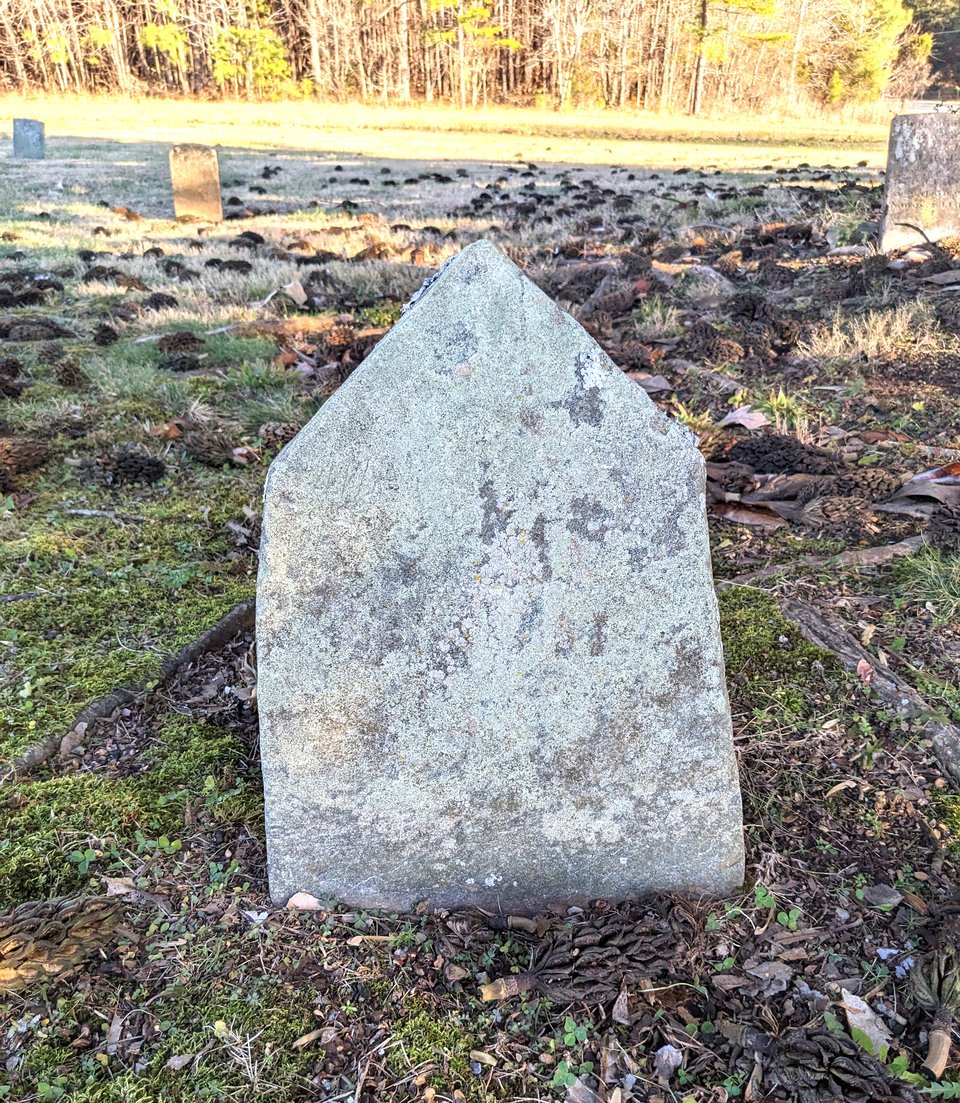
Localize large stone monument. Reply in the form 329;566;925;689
880;112;960;253
169;144;222;221
257;241;744;913
12;119;44;160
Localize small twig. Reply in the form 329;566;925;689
717;535;925;590
0;591;38;604
781;598;960;784
2;598;255;780
62;509;147;523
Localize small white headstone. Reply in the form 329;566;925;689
257;241;744;912
12;119;44;160
169;144;222;222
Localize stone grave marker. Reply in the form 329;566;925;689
169;143;222;221
257;240;744;913
880;112;960;253
13;119;44;160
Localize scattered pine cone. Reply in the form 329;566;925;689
0;895;123;993
93;323;119;347
39;341;66;363
183;429;238;467
796;469;904;505
927;504;960;552
100;448;166;486
0;436;50;475
157;331;204;355
0;356;23;398
771;1028;920;1103
54;359;89;388
480;912;678;1004
142;292;178;312
322;323;357;350
258;421;301;450
726;432;840;476
912;936;960;1078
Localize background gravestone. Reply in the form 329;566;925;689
257;240;744;913
169;143;222;221
12;119;44;160
880;112;960;253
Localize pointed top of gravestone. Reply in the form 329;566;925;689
258;238;743;913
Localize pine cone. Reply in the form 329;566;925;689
0;436;50;474
726;432;840;476
801;494;873;534
100;448;166;486
0;357;23;398
480;912;678;1004
322;324;357;350
183;429;238;467
714;250;744;277
142;292;178;311
771;1028;920;1103
705;336;744;365
54;359;89;388
928;505;960;552
796;470;904;505
588;283;636;317
39;341;66;363
258;422;301;451
157;331;204;355
0;895;122;993
93;323;119;347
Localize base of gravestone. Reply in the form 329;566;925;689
879;112;960;253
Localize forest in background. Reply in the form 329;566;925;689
0;0;958;114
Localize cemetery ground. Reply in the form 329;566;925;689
0;105;959;1103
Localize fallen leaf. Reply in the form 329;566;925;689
745;960;794;995
292;1028;326;1050
718;405;771;430
634;372;673;394
444;963;470;984
839;988;892;1059
825;780;859;799
611;988;632;1025
856;658;874;686
470;1050;497;1067
282;280;309;307
922;269;960;285
165;1053;194;1071
565;1079;605;1103
654;1043;684;1080
860;624;876;646
101;875;137;896
709;503;788;530
286;891;325;911
862;883;903;909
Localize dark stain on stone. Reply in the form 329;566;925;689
589;612;608;656
479;479;512;543
566;495;613;542
529;513;553;580
443;321;479;365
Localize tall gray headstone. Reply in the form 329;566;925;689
880;112;960;253
12;119;44;160
169;144;222;222
257;240;744;913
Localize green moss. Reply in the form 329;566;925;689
389;1004;484;1097
719;587;839;722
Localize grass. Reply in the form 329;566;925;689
0;95;890;172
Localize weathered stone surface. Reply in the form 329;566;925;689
880;112;960;253
12;119;44;160
169;144;222;222
257;240;744;913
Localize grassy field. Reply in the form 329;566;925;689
0;102;958;1102
1;94;890;172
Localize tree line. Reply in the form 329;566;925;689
0;0;945;112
